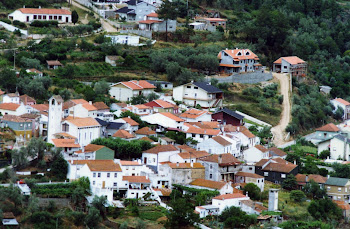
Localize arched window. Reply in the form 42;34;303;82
51;99;55;105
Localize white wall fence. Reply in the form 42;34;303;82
0;21;28;36
120;29;152;39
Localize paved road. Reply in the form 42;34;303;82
271;73;291;146
70;0;118;32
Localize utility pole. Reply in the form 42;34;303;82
13;49;16;70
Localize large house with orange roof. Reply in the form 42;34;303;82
0;103;27;116
9;7;72;23
179;108;212;122
184;122;221;143
144;99;177;113
218;48;261;74
331;98;350;120
52;138;81;155
125;104;152;116
109;80;156;102
196;135;240;156
63;99;98;119
273;56;307;77
114;117;139;132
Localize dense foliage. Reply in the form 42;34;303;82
219;206;257;228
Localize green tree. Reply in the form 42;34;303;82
243;183;261;201
219;206;257;228
303;180;327;199
166;196;199;228
94;80;110;95
11;147;29;169
157;0;178;42
147;92;160;102
130;94;147;105
72;10;79;25
92;195;107;219
50;155;68;180
72;187;86;210
85;207;101;228
289;190;306;202
334;107;344;120
26;137;47;161
27;194;40;216
282;174;298;190
308;198;342;221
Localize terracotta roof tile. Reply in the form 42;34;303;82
333;200;350;210
235;171;263;179
75;144;107;153
295;174;327;184
316;123;340;132
334;98;350;106
46;60;63;66
139;136;154;142
255;145;268;152
190;178;226;189
66;117;100;127
153;188;172;196
240;200;267;213
82;103;97;111
2;114;30;123
121;117;139;126
199;153;241;166
20;94;36;105
52;139;80;148
86;160;122;172
256;158;297;173
135;127;156;135
130;80;156;89
153;99;175;108
122;176;150;183
178;150;210;159
0;103;20;111
161;112;184;122
93;102;109;110
268;147;287;157
212;136;231;146
146;12;158;17
274;56;305;65
19;8;71;15
144;144;178;154
120;160;141;166
218;49;259;61
180;109;207;119
213;193;247;200
113;129;135;139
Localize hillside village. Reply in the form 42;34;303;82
0;0;350;228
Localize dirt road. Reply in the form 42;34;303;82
271;73;291;146
70;0;118;32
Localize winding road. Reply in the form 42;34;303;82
271;73;291;146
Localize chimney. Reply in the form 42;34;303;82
218;155;222;163
225;48;228;50
71;159;73;164
237;127;240;132
327;175;330;179
23;5;25;8
176;162;179;167
190;161;193;168
82;146;85;153
89;101;92;105
294;160;296;165
146;175;148;179
246;191;249;197
39;6;41;9
305;175;308;182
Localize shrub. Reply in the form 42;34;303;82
31;20;58;27
290;190;306;202
0;18;11;24
13;20;26;29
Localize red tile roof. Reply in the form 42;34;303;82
52;139;80;148
144;144;178;154
146;12;158;17
123;176;150;183
113;129;135;139
333;200;350;210
135;127;156;135
120;160;141;166
161;112;184;122
46;60;63;66
93;102;109;110
204;18;227;22
75;144;107;153
274;56;305;65
295;174;327;184
334;98;350;106
316;123;340;132
19;8;71;15
66;117;100;127
82;103;97;111
256;158;297;173
139;20;162;24
213;193;247;200
86;160;122;172
167;162;204;169
190;178;227;190
218;49;259;61
269;147;287;157
255;145;268;152
2;114;30;123
30;104;49;111
178;150;210;159
153;99;175;108
121;117;139;126
212;136;231;146
0;103;20;111
199;153;241;166
235;171;263;179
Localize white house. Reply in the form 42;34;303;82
63;99;98;119
52;138;81;157
61;117;101;147
273;56;307;77
218;48;261;74
179;108;212;122
162;162;205;186
116;0;156;22
173;82;223;108
106;35;140;46
119;160;143;176
9;8;72;23
224;125;259;148
109;80;156;102
195;205;220;218
331;98;350;120
243;145;269;163
114;117;139;132
0;103;27;116
125;104;152;116
2;93;20;104
138;12;176;32
122;176;151;199
188;178;233;195
141;112;185;132
26;68;43;78
79;160;123;202
212;193;250;214
196;135;240;156
142;144;180;172
235;171;265;191
169;150;210;164
329;134;350;161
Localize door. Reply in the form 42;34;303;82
102;181;105;189
26;16;29;22
144;157;147;164
66;17;68;23
245;65;247;72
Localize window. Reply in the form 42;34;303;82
338;188;342;192
264;172;268;177
249;167;253;170
34;15;37;19
281;174;286;178
114;182;117;186
98;173;101;177
194;87;198;89
38;15;42;19
258;180;260;183
284;66;287;69
43;16;46;19
187;86;191;89
192;134;196;138
107;173;110;178
93;181;95;185
209;174;213;179
20;124;23;127
210;164;213;169
49;16;52;19
59;16;62;20
54;16;57;20
153;158;156;162
327;186;330;190
114;173;117;178
93;173;96;177
200;134;204;138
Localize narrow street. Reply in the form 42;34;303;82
271;73;291;146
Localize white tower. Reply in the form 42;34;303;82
268;188;279;211
47;95;63;144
